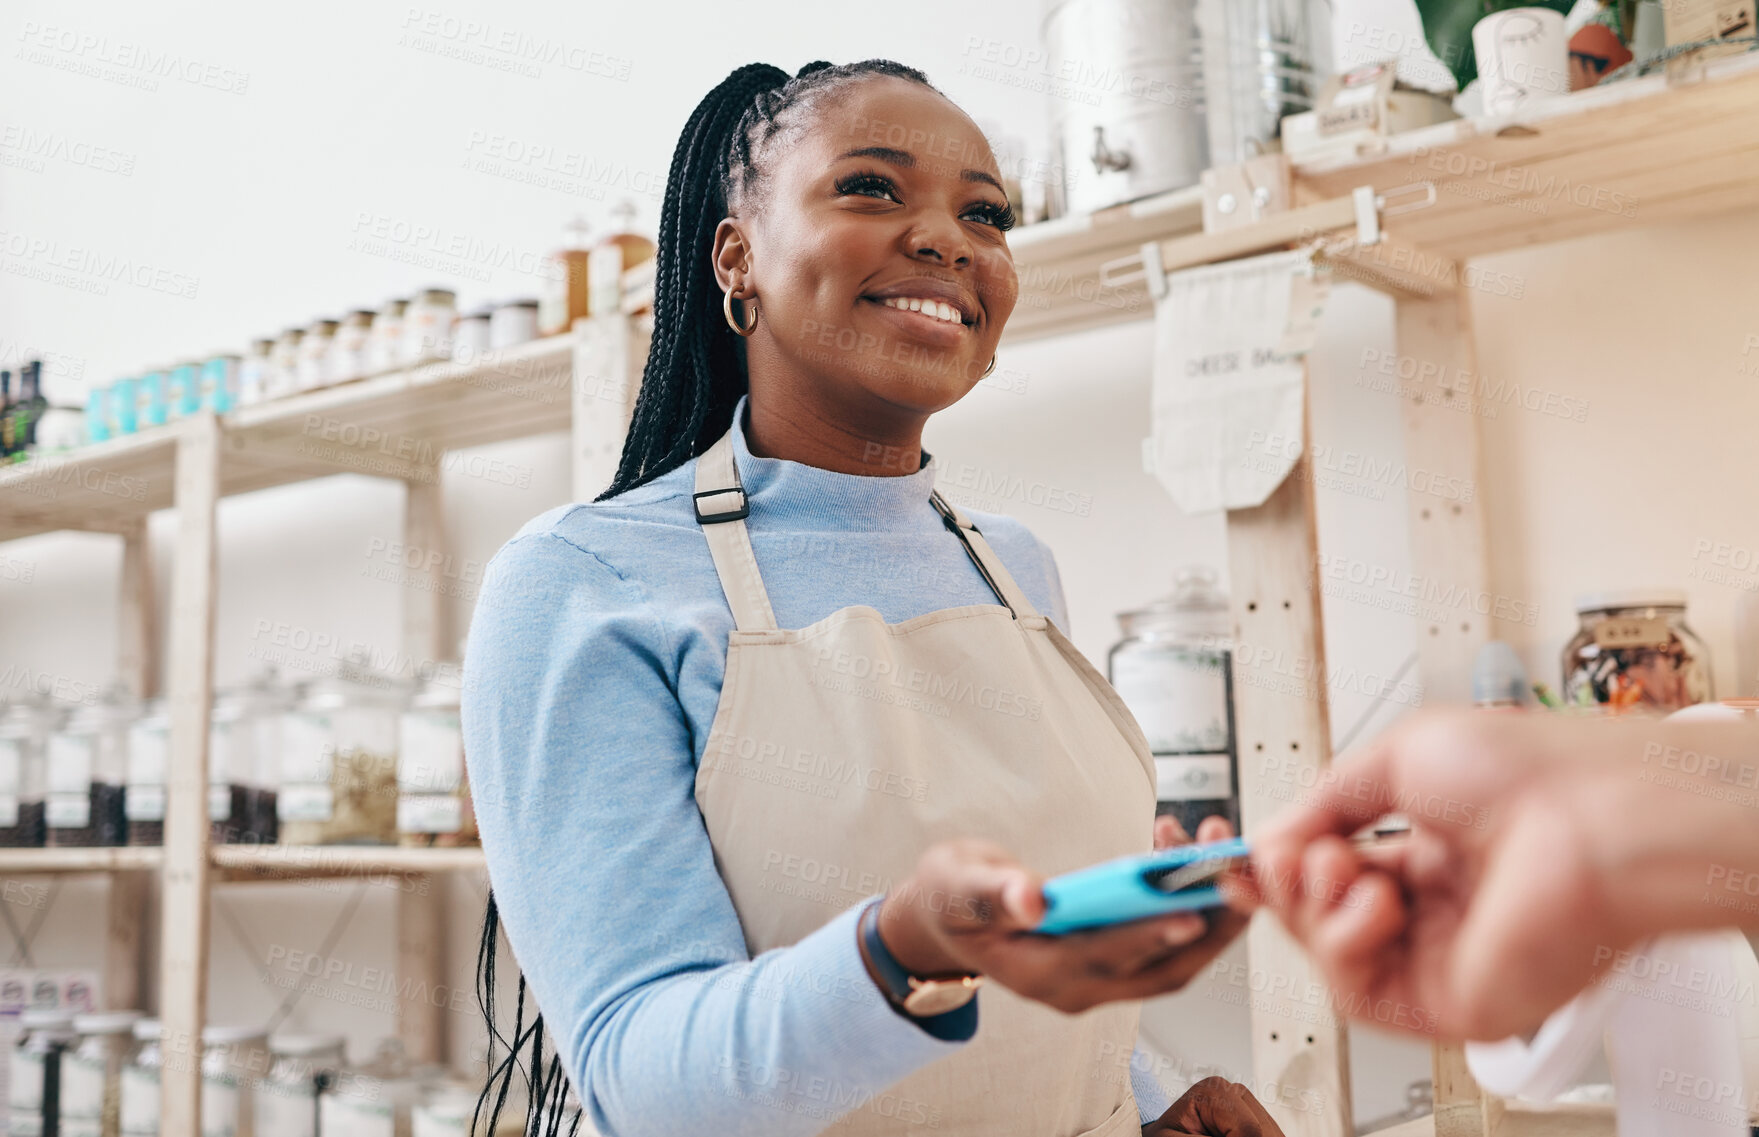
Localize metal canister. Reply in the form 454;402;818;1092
1197;0;1318;166
1042;0;1208;214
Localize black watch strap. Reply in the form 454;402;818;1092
858;899;980;1041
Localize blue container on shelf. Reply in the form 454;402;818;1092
138;371;168;427
169;362;201;418
201;355;239;413
85;386;111;444
110;379;139;434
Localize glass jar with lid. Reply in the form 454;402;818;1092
11;1008;78;1137
278;652;408;845
254;1033;345;1137
200;1024;268;1137
0;695;60;847
1106;566;1239;836
47;688;135;848
125;700;171;846
296;320;339;391
209;674;289;846
268;330;303;400
118;1019;162;1137
449;309;493;364
247;673;295;845
397;663;475;847
367;300;409;375
488;299;539;350
237;339;275;407
1562;589;1711;714
401;289;458;366
328;310;377;385
63;1010;144;1137
319;1038;419;1137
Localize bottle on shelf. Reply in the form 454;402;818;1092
18;360;48;455
400;289;458;366
589;200;655;320
0;695;59;847
1;369;14;457
45;687;134;848
367;299;408;375
538;215;593;337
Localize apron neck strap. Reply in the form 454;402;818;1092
691;425;1044;627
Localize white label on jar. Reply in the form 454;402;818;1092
398;712;463;792
127;783;167;821
280;714;334;785
322;1093;397;1137
121;1064;161;1136
201;1073;240;1137
278;783;335;822
1593;615;1671;650
209;783;233;821
46;790;92;828
128;725;169;785
1153;755;1235;802
399;794;462;834
412;1102;472;1137
1110;649;1232;754
47;734;97;793
256;1083;318;1137
0;793;19;827
0;738;21;795
60;1051;107;1119
10;1048;45;1109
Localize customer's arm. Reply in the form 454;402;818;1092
462;531;967;1137
1246;707;1759;1041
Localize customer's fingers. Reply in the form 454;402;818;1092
1305;869;1405;1004
1195;815;1234;843
1155;814;1190;849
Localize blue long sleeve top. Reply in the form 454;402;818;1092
461;394;1173;1137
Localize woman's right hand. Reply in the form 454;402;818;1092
875;818;1248;1014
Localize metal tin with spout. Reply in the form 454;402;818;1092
1042;0;1209;214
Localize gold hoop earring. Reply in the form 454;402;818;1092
981;356;997;378
724;287;759;337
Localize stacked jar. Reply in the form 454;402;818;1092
397;663;475;847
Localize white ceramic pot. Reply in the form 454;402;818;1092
1473;7;1571;116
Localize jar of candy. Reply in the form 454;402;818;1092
63;1010;144;1137
46;688;134;848
1107;566;1238;835
0;695;59;847
118;1019;162;1137
254;1033;345;1137
1562;590;1711;714
125;700;171;846
11;1008;77;1137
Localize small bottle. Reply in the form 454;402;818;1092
1472;641;1529;708
449;308;493;364
208;687;258;845
589;201;655;319
297;320;339;390
489;298;539;349
401;289;458;365
167;362;202;420
0;369;14;457
328;310;376;384
200;1025;267;1137
397;662;475;847
86;385;112;445
109;379;139;435
539;216;593;336
367;300;408;374
138;369;170;428
18;360;48;451
46;689;133;848
268;330;304;400
237;340;275;406
200;356;241;414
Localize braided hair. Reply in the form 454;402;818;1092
475;59;942;1137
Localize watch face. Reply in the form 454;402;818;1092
902;976;981;1017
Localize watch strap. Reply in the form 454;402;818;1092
858;899;980;1041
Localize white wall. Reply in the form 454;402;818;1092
6;0;1757;1128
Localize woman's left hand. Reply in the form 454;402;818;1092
1143;1076;1287;1136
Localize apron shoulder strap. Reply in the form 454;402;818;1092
693;427;779;632
928;491;1041;621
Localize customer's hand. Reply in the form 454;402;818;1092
876;816;1248;1014
1244;707;1759;1040
1143;1076;1286;1136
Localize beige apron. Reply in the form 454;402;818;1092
691;423;1158;1136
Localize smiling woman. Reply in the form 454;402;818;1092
463;59;1261;1137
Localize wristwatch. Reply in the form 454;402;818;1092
858;898;985;1017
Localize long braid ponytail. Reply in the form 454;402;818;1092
476;58;941;1137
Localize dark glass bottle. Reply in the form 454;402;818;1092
0;369;13;457
20;361;46;451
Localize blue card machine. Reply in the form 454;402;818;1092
1036;836;1250;935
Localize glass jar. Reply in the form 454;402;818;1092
589;200;655;318
254;1033;344;1137
1562;590;1711;714
278;653;407;845
237;340;275;407
200;1025;267;1137
168;363;202;420
247;674;294;845
109;379;139;435
296;320;339;391
47;689;134;848
0;695;59;847
1107;566;1239;836
488;299;539;350
124;700;170;846
208;687;259;845
449;310;492;364
401;290;457;366
64;1010;143;1137
367;300;408;375
10;1008;77;1137
410;1081;476;1137
319;1039;418;1137
268;331;303;400
137;370;169;429
201;356;241;414
328;311;377;385
118;1019;161;1137
397;664;475;847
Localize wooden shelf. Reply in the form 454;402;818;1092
210;844;485;881
0;334;575;544
0;846;164;873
